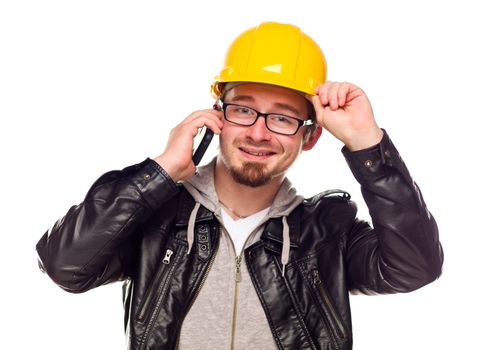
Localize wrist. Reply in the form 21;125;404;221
344;128;384;152
152;155;182;182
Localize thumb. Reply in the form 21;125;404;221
307;94;324;123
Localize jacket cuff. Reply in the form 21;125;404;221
129;158;180;210
341;129;413;187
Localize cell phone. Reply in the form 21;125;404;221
192;127;214;165
192;102;221;165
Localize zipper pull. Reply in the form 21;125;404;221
162;249;174;264
312;269;321;285
235;256;242;282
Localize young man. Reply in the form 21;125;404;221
36;22;443;349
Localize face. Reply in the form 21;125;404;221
217;83;319;187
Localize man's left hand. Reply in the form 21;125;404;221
308;81;384;151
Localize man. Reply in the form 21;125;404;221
36;22;443;349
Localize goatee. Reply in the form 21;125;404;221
229;162;272;187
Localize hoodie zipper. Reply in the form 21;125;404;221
230;255;242;350
312;269;348;341
229;223;259;350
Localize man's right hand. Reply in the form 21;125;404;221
153;109;223;182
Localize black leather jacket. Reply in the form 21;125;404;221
36;132;443;349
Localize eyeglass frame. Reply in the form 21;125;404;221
217;99;314;136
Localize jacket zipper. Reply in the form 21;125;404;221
173;230;219;350
312;269;348;340
138;246;183;349
137;248;174;321
272;257;317;349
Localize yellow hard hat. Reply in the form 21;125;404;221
211;22;327;99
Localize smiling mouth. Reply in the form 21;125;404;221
239;147;275;157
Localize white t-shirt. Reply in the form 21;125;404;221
221;207;270;255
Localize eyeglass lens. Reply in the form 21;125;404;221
224;104;300;135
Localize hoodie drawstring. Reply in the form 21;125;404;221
188;201;291;278
281;216;290;278
187;202;201;255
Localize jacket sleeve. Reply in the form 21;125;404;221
342;130;443;294
36;158;179;293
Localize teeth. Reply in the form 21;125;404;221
247;151;269;156
240;147;272;156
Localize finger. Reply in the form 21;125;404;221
182;109;223;124
201;115;224;134
345;84;365;104
184;110;223;128
337;82;351;108
327;82;340;111
187;114;223;135
317;82;333;106
307;95;324;124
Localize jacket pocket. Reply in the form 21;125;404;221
136;246;182;323
311;269;348;342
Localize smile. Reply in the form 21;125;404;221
239;147;275;157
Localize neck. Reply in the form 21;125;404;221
214;158;283;219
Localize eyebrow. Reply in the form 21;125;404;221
230;95;301;116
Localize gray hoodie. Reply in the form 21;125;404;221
177;158;305;350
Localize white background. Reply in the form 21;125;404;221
1;0;492;349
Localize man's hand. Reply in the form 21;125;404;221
153;109;223;182
308;81;384;151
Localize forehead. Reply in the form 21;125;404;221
223;83;308;115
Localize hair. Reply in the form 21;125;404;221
302;100;318;144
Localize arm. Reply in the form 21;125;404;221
343;131;443;294
309;81;443;294
37;108;223;293
36;159;179;293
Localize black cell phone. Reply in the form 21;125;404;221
192;102;221;166
192;127;214;165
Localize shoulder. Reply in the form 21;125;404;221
303;189;356;213
299;189;358;227
303;189;352;206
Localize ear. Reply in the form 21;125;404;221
302;126;322;151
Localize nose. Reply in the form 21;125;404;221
245;115;272;142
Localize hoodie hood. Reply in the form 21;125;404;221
182;157;304;275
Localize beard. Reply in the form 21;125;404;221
228;161;272;187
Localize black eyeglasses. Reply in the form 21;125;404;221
218;101;314;136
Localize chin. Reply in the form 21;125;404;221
229;162;273;187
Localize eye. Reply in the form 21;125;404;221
274;116;288;123
271;115;296;125
233;106;255;115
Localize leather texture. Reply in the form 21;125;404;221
36;131;443;350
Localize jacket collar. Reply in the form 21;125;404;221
174;185;302;250
175;188;214;226
261;204;301;251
